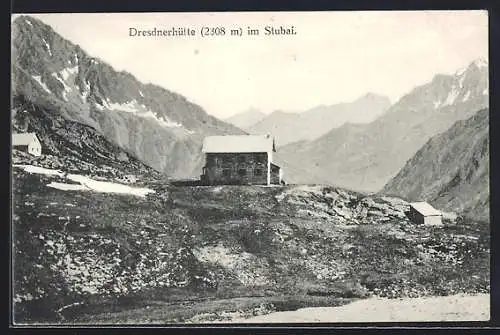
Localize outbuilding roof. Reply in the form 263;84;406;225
12;132;39;146
202;135;276;153
410;202;442;216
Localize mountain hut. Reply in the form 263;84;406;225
408;202;443;225
200;134;283;186
12;132;42;157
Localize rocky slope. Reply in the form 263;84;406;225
247;93;391;147
13;169;489;323
382;109;489;222
277;59;489;191
11;15;246;179
11;94;162;182
225;108;266;130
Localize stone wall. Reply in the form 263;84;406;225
202;152;269;185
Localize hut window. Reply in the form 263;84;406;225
222;169;231;177
254;169;262;176
238;155;246;163
256;154;266;163
222;157;231;167
238;169;246;176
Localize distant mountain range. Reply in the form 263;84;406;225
11;15;245;179
382;108;489;222
276;59;488;192
242;93;391;146
225;108;266;130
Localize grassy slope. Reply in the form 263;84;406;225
13;170;490;324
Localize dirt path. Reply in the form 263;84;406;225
211;294;490;323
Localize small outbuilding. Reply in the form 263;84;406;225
408;202;443;226
12;132;42;157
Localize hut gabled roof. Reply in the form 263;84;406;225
202;135;276;153
12;132;39;146
410;202;442;216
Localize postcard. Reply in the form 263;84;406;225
11;10;489;325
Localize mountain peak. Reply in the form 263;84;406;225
470;58;488;69
357;92;391;104
454;58;487;76
225;108;265;129
362;92;384;99
13;15;47;30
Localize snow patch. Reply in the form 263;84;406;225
473;58;488;69
455;66;467;76
52;73;72;101
141;110;183;128
106;99;184;128
31;76;51;94
433;100;441;109
60;66;79;81
42;38;52;56
26;20;33;27
483;88;488;95
462;90;471;102
139;90;144;97
443;85;459;106
48;182;88;191
66;174;155;197
108;100;139;114
52;66;79;101
13;165;64;177
62;86;71;101
81;81;91;101
458;73;466;89
14;164;154;197
94;98;112;110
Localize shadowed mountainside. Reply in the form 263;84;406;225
277;59;488;192
382;108;489;222
12;15;246;179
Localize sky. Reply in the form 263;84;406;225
13;11;488;119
